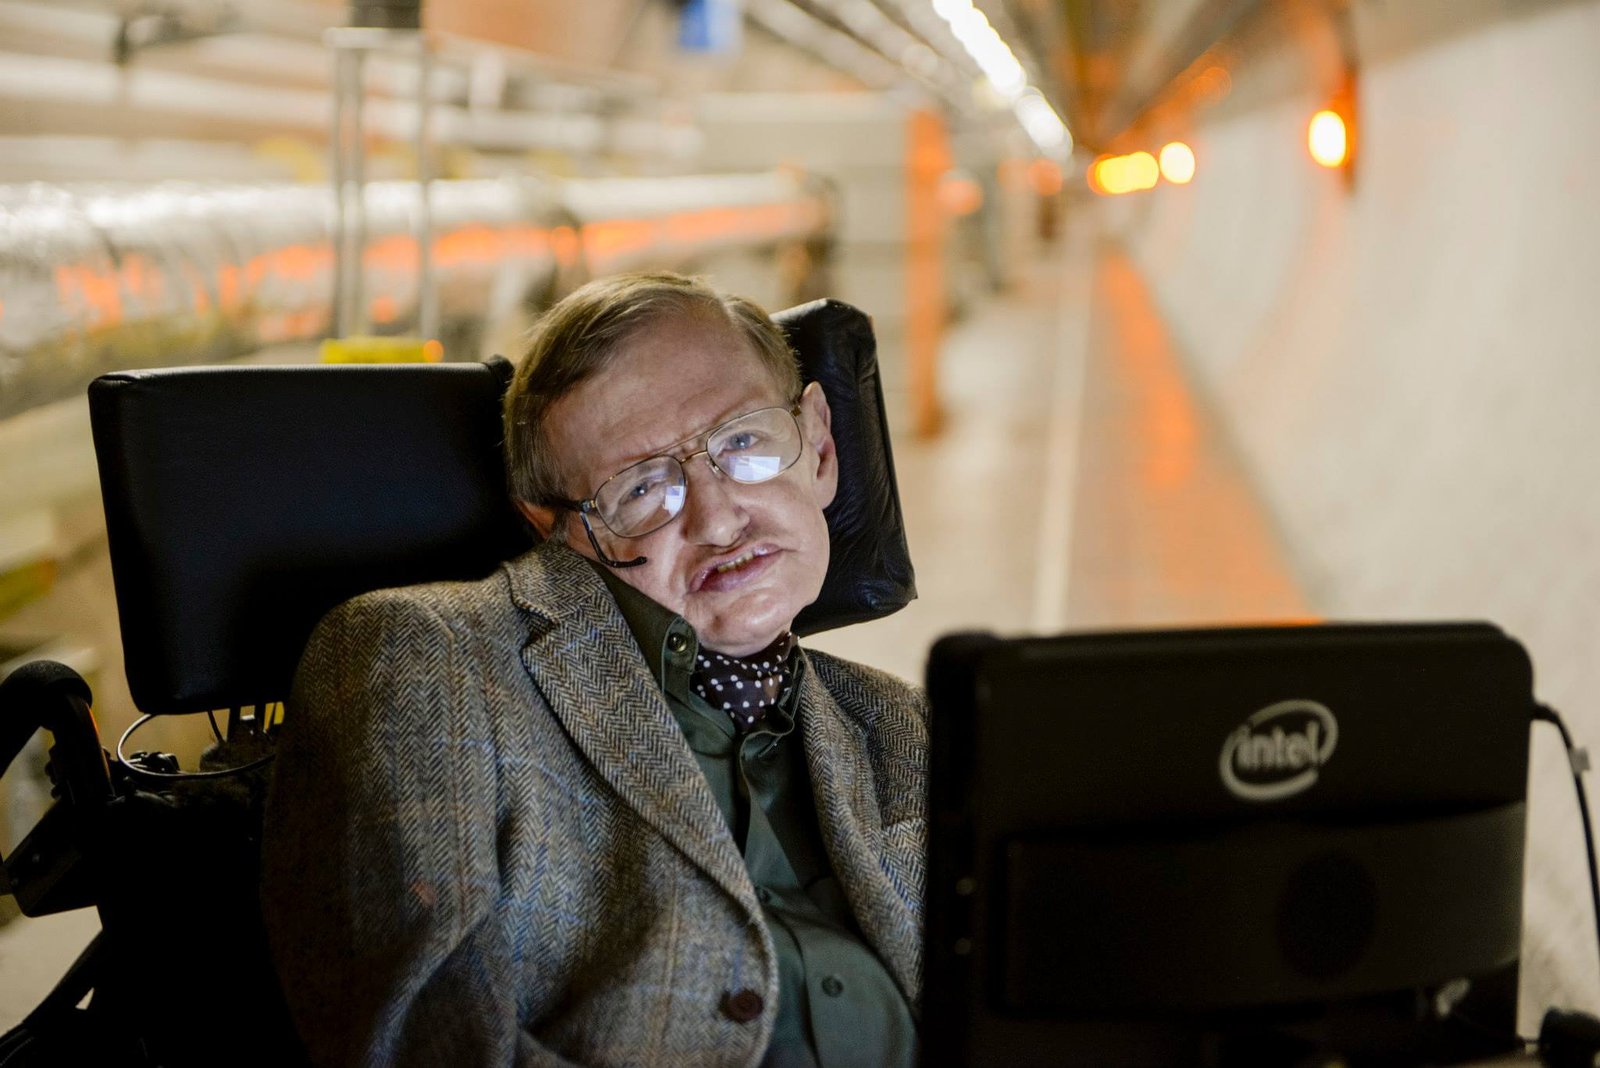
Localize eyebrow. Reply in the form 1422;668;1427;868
589;397;778;487
602;419;714;477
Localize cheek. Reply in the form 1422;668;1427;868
605;535;693;615
636;559;691;615
754;495;831;611
788;493;832;570
633;546;697;613
793;518;831;602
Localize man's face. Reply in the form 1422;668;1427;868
523;311;838;656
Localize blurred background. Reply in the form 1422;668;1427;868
0;0;1596;1037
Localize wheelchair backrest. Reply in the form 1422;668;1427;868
88;298;915;716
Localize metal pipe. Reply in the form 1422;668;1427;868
336;43;372;335
329;46;350;338
0;172;830;420
415;36;437;341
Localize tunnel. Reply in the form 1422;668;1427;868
0;0;1597;1061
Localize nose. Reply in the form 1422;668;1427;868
679;452;748;547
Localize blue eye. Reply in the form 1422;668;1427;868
725;431;757;451
626;473;668;499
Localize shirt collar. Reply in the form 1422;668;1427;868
589;560;805;740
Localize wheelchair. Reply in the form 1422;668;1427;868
0;299;915;1066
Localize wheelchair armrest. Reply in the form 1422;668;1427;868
0;661;115;916
0;661;110;807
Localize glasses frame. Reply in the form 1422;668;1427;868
550;403;804;569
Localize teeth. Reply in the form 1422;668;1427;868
715;551;756;574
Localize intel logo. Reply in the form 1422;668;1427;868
1219;699;1339;802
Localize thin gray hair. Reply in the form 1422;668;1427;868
503;271;802;521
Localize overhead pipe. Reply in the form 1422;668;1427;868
0;172;831;421
328;0;432;340
0;0;686;168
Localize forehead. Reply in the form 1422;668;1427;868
550;311;787;484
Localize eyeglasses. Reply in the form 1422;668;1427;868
551;404;804;569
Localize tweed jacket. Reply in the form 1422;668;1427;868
260;539;928;1068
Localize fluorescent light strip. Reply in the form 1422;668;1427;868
802;0;969;108
746;0;903;89
926;0;1070;155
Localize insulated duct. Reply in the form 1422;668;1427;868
0;172;830;420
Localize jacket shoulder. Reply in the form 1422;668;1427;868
812;645;928;703
312;567;522;651
804;649;927;833
804;649;927;727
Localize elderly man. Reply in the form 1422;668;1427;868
261;272;927;1067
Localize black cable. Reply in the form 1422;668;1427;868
0;1029;32;1065
205;709;224;745
1534;703;1600;974
115;713;275;781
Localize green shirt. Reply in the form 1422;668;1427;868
595;565;918;1068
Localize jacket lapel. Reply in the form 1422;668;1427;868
504;543;758;918
798;659;923;1001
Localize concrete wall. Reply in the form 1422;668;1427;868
1093;0;1600;1021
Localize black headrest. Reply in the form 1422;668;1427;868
89;298;914;715
781;299;916;635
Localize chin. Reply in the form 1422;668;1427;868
698;617;792;657
693;590;804;656
684;547;828;655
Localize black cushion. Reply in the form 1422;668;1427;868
781;300;916;635
90;299;914;715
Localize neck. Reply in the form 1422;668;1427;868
704;629;795;661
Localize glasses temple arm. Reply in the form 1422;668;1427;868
570;501;647;570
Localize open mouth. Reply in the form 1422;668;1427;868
715;550;761;574
695;546;777;592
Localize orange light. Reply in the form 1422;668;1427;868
1194;65;1232;103
1159;142;1196;184
580;218;657;267
549;225;580;267
1027;158;1063;197
1128;151;1158;191
368;294;399;324
1092;156;1122;195
1309;110;1348;168
217;264;241;310
1092;151;1161;195
1087;155;1110;195
938;174;983;216
433;226;501;270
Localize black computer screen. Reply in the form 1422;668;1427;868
923;622;1535;1067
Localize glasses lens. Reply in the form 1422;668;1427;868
708;408;802;484
595;457;687;537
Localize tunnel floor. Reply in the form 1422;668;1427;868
809;226;1309;680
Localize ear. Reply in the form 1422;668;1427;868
799;381;838;511
516;499;564;542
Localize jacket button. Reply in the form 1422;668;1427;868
667;633;689;654
721;988;764;1023
820;975;844;997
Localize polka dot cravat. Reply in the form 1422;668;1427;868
690;631;799;733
